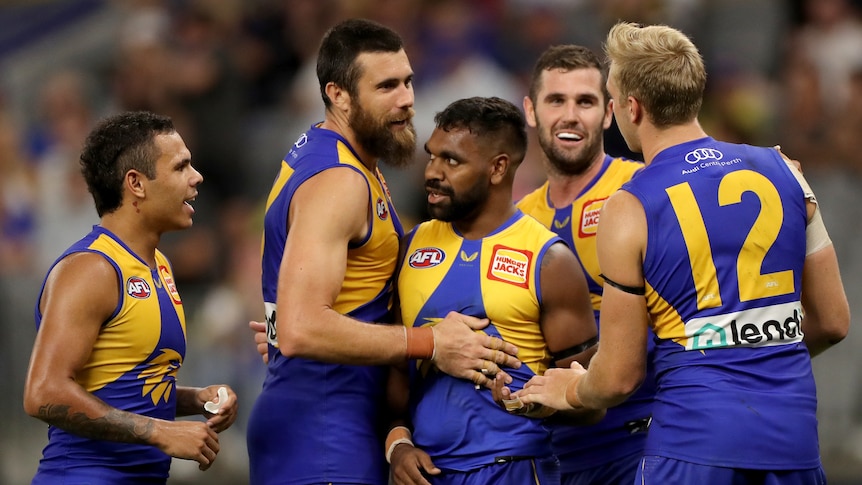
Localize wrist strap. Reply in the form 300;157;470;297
384;426;414;464
405;326;435;360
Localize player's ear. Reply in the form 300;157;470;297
523;96;538;129
326;82;351;113
489;153;510;185
126;169;147;199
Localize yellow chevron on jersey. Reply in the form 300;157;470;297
334;146;400;315
399;212;560;377
645;280;689;347
48;228;187;407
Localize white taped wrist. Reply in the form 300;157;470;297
385;425;414;464
386;438;414;464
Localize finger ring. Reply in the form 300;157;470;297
481;361;492;375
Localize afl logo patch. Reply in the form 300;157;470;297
127;276;151;299
376;197;389;220
409;247;445;268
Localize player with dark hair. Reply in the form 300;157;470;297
246;20;520;485
24;111;238;484
515;44;653;485
386;96;599;485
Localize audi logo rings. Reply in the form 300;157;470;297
685;148;723;163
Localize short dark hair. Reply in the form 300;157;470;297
434;97;527;165
80;111;175;216
316;18;405;108
529;44;609;104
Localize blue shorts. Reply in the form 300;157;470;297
432;456;560;485
561;449;641;485
636;455;827;485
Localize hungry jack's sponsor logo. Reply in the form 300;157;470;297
487;245;532;289
578;198;607;238
159;265;182;305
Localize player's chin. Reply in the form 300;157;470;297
169;217;195;231
426;205;453;222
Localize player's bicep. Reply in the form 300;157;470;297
27;253;118;390
276;168;369;325
596;191;645;288
590;191;649;389
539;243;597;367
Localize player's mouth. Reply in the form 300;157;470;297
390;117;411;130
425;183;452;204
556;131;584;143
427;189;447;204
184;195;197;213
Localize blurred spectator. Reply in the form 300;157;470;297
829;68;862;172
0;108;37;276
26;69;99;273
792;0;862;116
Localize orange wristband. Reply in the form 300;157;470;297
405;327;435;359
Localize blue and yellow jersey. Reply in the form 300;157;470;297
249;126;403;485
518;155;642;313
398;210;560;471
32;225;186;484
624;137;817;469
518;154;653;473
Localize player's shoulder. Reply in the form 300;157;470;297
515;182;549;210
609;155;645;171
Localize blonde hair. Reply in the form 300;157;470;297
604;22;706;127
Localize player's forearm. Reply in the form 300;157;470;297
570;363;642;410
803;321;848;357
277;309;409;365
30;392;157;445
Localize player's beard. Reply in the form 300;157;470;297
351;102;417;168
425;178;488;223
536;119;604;176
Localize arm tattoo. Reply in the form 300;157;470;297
540;245;558;269
37;403;155;444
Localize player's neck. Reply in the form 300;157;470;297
641;120;707;166
452;195;517;241
100;210;161;268
319;117;378;171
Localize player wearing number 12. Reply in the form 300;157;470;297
513;22;850;484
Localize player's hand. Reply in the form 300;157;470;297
516;361;587;411
431;311;521;389
390;443;440;485
491;373;556;419
198;385;238;433
249;320;269;364
153;419;220;470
